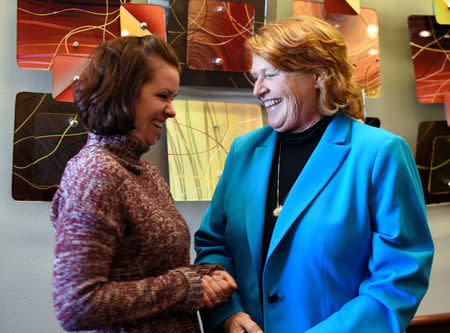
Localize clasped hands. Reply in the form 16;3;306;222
202;270;237;309
202;271;263;332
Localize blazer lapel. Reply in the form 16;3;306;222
267;113;352;259
246;129;277;278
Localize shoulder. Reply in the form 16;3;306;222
232;125;274;151
60;145;127;192
337;114;407;152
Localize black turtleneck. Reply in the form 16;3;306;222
262;116;333;270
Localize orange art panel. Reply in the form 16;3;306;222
120;3;166;39
293;0;381;98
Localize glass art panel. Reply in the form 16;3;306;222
120;3;166;39
324;0;360;15
52;54;89;102
433;0;450;25
408;15;450;104
364;117;380;128
17;0;122;70
168;0;266;88
13;92;87;201
415;121;450;204
293;0;381;98
166;100;265;201
186;0;254;72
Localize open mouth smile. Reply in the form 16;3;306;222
264;98;283;108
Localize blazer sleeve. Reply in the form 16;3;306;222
194;139;246;332
307;136;434;333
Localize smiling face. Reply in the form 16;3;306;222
251;54;323;133
129;57;180;146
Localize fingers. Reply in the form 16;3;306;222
211;270;238;290
206;274;235;299
201;278;215;309
223;312;264;333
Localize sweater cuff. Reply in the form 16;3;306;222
173;266;204;313
191;263;224;276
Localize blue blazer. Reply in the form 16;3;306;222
194;113;434;333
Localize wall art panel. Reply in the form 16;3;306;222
166;100;265;201
17;0;122;70
408;15;450;104
168;0;266;88
12;92;87;201
415;121;450;205
186;0;254;72
293;0;381;98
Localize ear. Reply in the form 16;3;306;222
314;74;324;89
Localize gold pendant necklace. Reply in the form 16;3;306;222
273;141;283;217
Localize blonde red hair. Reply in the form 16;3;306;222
245;15;363;120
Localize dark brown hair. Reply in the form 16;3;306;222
246;16;363;120
73;35;181;135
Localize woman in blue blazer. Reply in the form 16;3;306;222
195;16;434;333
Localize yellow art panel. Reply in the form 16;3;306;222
434;0;450;25
167;100;264;201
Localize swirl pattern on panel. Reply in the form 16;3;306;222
187;0;254;72
17;0;123;70
408;15;450;104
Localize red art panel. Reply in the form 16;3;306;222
293;1;381;98
17;0;122;70
13;92;87;201
168;0;266;88
408;15;450;104
187;0;254;72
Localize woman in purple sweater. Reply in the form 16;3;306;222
50;35;236;333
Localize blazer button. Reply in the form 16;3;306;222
268;293;279;303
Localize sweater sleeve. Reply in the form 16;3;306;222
50;161;204;331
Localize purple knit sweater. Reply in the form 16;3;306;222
51;133;218;333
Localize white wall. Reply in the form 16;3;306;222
0;1;449;332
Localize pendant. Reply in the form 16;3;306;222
273;205;282;217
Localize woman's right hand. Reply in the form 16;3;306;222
202;270;237;309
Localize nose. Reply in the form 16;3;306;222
253;77;268;99
164;102;176;118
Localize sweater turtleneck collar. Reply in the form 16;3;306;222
86;133;150;174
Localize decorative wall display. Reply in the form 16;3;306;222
17;0;122;70
293;0;381;98
324;0;360;15
166;100;265;201
186;0;254;72
120;3;166;39
364;116;380;127
408;15;450;104
12;92;87;201
168;0;266;88
52;54;89;102
433;0;450;25
415;121;450;205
